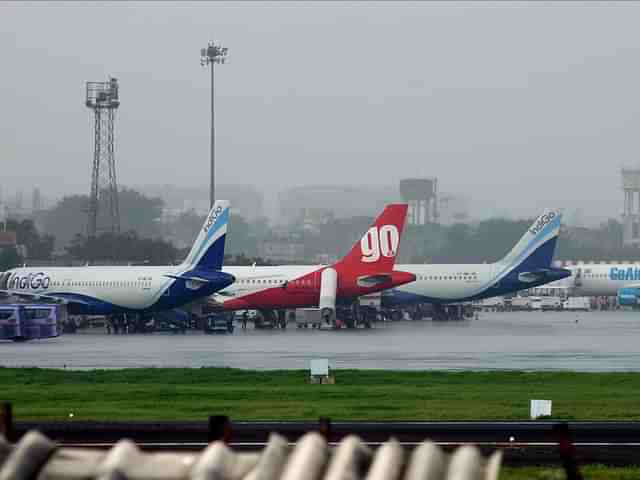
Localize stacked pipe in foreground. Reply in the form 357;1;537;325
0;431;501;480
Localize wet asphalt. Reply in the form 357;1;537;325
1;310;639;371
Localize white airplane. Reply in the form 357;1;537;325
383;209;571;316
0;201;235;315
550;263;640;306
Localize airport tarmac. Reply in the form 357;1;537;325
1;310;640;371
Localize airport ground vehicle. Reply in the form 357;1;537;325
203;313;234;334
563;297;591;311
0;304;60;341
479;296;505;311
540;296;563;311
510;296;532;310
530;296;543;311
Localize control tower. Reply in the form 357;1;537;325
399;178;438;225
622;168;640;246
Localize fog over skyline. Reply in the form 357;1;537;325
1;2;639;222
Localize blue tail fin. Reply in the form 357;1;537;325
181;200;230;271
498;209;562;271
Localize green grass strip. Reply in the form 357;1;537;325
2;368;640;421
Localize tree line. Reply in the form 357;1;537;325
1;187;639;271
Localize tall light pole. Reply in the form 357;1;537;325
200;41;228;208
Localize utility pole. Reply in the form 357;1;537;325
200;41;228;208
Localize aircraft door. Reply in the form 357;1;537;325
574;268;582;287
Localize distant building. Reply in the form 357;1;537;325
258;238;305;263
313;253;338;265
0;230;26;259
399;178;438;225
278;185;397;226
141;184;265;221
622;168;640;247
0;231;17;249
438;194;470;225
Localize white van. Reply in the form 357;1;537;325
563;297;590;311
529;296;543;311
541;296;563;311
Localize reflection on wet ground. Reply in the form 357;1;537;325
1;311;639;371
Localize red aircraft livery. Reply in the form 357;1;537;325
213;204;415;311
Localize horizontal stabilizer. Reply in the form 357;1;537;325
356;274;393;288
357;271;416;289
518;268;571;284
164;274;210;286
164;270;235;291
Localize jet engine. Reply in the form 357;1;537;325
319;267;338;322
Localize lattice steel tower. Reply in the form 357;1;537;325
85;77;120;239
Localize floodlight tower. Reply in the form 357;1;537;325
85;77;121;239
200;41;228;208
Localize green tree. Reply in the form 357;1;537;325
5;218;54;260
67;231;178;265
43;188;164;249
0;247;22;271
166;210;258;259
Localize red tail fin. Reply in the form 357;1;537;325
333;204;408;275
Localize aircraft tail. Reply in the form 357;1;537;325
181;200;230;271
498;209;562;271
333;204;408;275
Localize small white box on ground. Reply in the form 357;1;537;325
310;359;329;376
309;359;334;384
530;399;552;419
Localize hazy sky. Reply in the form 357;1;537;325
1;2;639;221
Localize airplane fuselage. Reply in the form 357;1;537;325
1;266;232;315
563;264;640;297
211;265;415;311
385;263;570;305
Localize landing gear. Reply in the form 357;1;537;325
432;304;471;321
255;309;288;329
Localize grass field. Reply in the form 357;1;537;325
501;466;640;479
2;368;640;421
